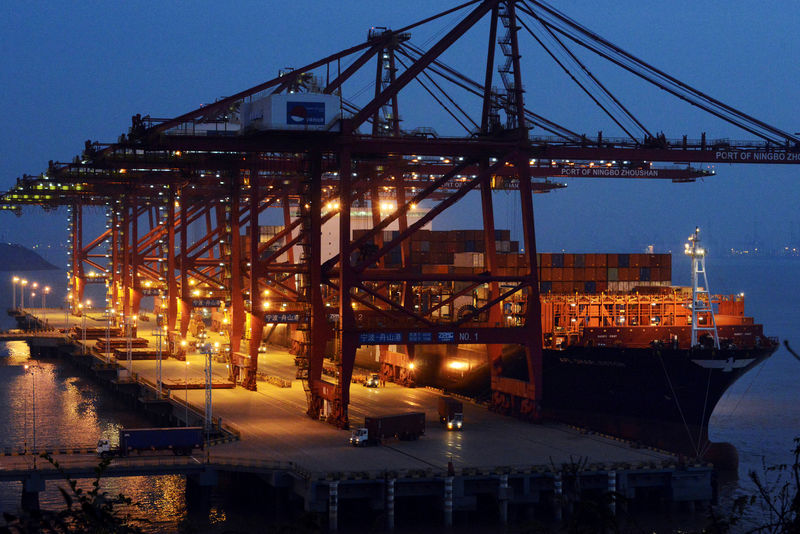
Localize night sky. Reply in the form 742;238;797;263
2;1;799;261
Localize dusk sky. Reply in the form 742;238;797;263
2;1;799;262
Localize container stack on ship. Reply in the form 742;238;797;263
347;227;778;465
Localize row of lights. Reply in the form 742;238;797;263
10;277;50;310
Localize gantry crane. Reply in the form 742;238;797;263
2;0;798;428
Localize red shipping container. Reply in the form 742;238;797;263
564;254;575;267
573;267;585;281
541;267;552;281
596;254;607;267
540;253;552;267
607;254;618;268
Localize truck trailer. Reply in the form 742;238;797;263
438;396;464;430
350;412;425;446
97;427;204;457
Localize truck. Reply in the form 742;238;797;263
97;427;204;457
349;412;425;446
363;373;380;388
438;396;464;430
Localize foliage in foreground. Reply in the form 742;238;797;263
0;453;144;534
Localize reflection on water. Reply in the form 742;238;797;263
0;341;188;532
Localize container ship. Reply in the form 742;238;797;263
344;228;778;463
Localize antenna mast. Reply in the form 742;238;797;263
684;228;720;349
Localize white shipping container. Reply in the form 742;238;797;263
241;93;341;132
453;252;484;268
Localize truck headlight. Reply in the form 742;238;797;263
447;422;453;429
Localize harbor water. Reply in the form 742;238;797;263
0;255;798;531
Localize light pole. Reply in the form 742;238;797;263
154;318;165;397
103;308;114;363
185;360;190;426
20;279;27;309
31;283;38;318
204;342;216;438
29;291;35;330
12;276;19;309
125;315;135;376
42;286;50;327
65;292;71;333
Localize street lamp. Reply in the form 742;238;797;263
20;279;27;309
42;286;50;327
185;360;190;426
29;292;35;330
124;315;136;376
12;276;19;309
205;342;217;437
79;300;91;354
103;308;115;363
31;283;38;317
65;292;72;333
153;322;166;397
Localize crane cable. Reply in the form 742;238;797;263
656;347;699;458
519;3;649;142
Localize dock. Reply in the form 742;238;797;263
3;307;715;529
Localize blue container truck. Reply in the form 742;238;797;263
97;427;204;457
350;413;425;446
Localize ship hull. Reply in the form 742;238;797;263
538;344;776;458
382;341;776;460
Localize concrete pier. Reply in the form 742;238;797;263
1;307;718;529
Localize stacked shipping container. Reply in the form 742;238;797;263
350;229;671;293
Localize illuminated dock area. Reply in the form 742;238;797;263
4;307;714;527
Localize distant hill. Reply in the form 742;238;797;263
0;243;59;271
